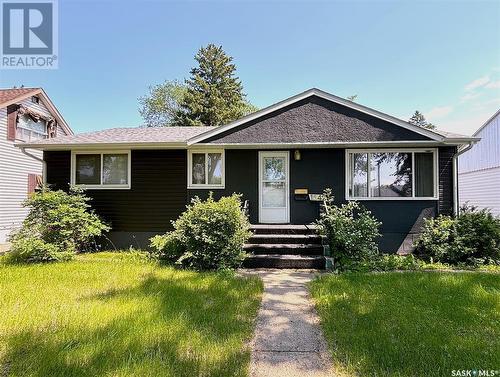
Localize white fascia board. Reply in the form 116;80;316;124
193;140;451;149
15;142;188;150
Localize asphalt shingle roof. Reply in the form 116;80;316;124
27;126;216;145
0;88;40;106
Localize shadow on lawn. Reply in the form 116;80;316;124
311;272;500;377
2;273;260;377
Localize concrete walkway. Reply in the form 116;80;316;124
247;269;333;377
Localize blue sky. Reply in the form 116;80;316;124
0;0;499;135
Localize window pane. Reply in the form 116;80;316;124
75;154;101;185
192;153;206;184
263;157;285;181
370;152;412;197
103;154;128;185
415;153;434;197
208;153;222;185
262;182;286;207
350;153;368;197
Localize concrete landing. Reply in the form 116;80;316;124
246;269;333;377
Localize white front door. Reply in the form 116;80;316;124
259;151;290;223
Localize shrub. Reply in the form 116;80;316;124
5;235;74;264
316;189;381;270
7;186;109;263
150;193;251;270
149;232;184;263
414;204;500;265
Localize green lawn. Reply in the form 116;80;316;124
310;272;500;377
0;252;263;377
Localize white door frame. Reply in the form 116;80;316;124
258;151;290;223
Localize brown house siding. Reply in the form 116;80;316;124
6;104;18;141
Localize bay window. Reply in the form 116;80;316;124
347;149;437;199
188;150;224;188
72;151;130;189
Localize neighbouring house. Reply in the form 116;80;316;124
19;88;477;255
459;109;500;216
0;88;73;243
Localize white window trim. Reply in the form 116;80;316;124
187;149;225;189
345;148;439;200
71;150;131;190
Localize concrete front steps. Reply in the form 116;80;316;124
243;225;326;269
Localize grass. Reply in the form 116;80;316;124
310;272;500;377
0;252;263;377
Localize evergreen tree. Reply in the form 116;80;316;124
409;110;436;129
177;44;252;127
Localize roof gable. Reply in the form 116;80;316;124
197;95;433;144
189;88;446;145
0;87;73;135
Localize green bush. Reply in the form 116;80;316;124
149;232;184;263
414;204;500;265
316;189;381;270
5;236;74;264
150;193;251;270
7;186;109;263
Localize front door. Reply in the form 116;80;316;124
259;151;290;223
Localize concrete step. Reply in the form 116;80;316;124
251;224;318;235
247;234;322;245
244;243;324;256
243;254;326;269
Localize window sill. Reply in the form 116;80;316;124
73;184;130;190
188;185;225;190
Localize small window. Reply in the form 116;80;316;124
72;151;130;189
188;150;224;188
31;96;39;104
16;114;47;142
347;149;436;199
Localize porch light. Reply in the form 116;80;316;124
294;149;301;161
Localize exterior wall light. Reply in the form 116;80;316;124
294;149;301;161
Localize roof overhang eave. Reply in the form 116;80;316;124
15;141;189;150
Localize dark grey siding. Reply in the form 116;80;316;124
45;150;71;191
44;145;456;253
205;96;432;144
189;147;454;252
188;149;259;223
44;150;188;248
438;146;456;215
290;149;345;224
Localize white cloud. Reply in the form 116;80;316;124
485;80;500;89
426;105;453;120
464;76;490;91
460;92;480;102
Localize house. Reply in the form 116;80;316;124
459;109;500;216
19;88;477;257
0;88;73;243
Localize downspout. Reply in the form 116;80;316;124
20;146;46;184
453;142;476;216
